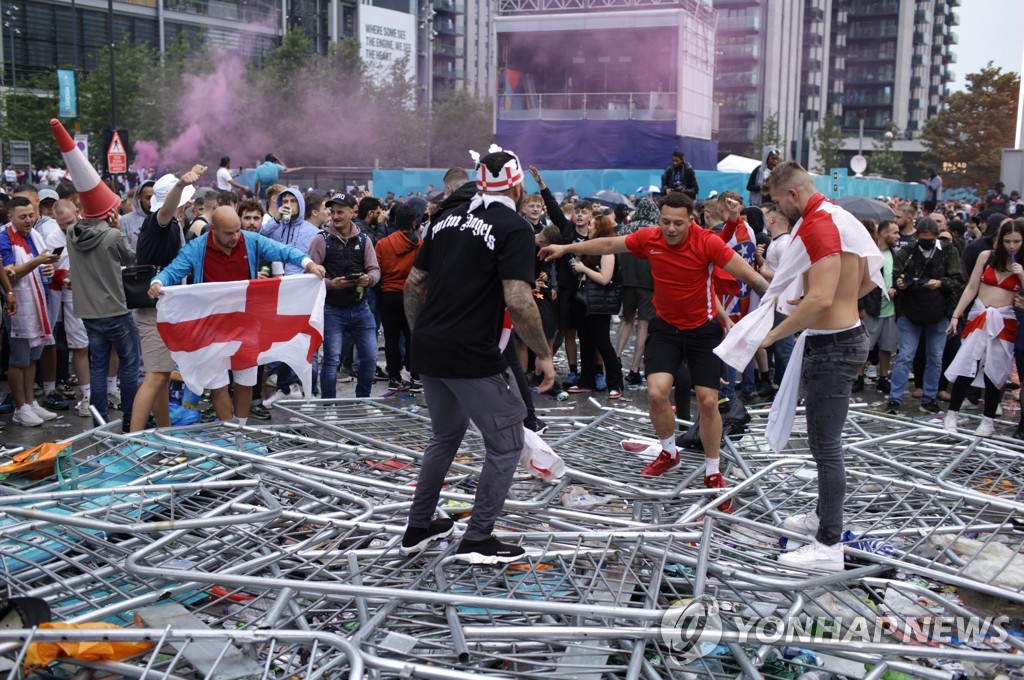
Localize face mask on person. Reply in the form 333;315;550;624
918;238;936;251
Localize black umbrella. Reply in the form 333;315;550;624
583;189;634;210
834;196;896;222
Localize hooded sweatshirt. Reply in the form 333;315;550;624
747;146;779;206
120;179;155;250
259;188;320;274
375;229;421;293
66;217;136;319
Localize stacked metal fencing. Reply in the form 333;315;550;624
1;398;1024;678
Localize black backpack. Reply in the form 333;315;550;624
676;397;752;451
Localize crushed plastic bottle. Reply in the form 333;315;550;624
559;485;617;510
556;391;569;401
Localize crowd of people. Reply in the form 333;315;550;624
1;128;1023;564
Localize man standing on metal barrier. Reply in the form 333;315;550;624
718;161;883;571
401;146;555;565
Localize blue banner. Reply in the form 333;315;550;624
57;70;77;118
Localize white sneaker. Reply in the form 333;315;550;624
76;395;92;418
778;539;845;571
287;384;303;399
865;364;878;379
30;401;58;421
108;388;122;410
975;416;995;437
263;390;289;408
781;513;819;537
266;373;278;388
943;410;959;433
13;405;44;427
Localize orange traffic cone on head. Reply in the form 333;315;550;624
49;119;121;219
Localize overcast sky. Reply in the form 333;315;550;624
950;0;1023;92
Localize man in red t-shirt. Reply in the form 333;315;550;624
540;192;768;507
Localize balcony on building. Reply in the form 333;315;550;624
855;1;899;16
164;0;281;22
943;51;956;65
946;30;957;44
714;0;759;6
806;6;824;22
718;12;760;32
435;19;464;36
847;23;897;40
947;10;959;25
846;46;896;62
803;32;823;47
433;0;464;14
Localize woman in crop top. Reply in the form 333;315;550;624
943;218;1024;435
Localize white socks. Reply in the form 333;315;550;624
235;417;247;426
107;377;117;392
81;385;91;399
705;457;720;476
660;437;677;456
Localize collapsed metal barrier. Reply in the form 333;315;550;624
0;399;1022;678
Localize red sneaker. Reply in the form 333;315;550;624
704;472;733;513
621;440;656;453
640;450;681;477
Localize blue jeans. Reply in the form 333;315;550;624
770;311;795;384
720;362;755;399
83;313;140;427
803;332;869;545
890;316;947;404
321;302;377;398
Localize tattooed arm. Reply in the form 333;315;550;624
403;266;429;332
503;278;556;392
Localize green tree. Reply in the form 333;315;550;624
812;111;844;175
921;63;1020;192
750;112;786;158
430;89;494;168
0;71;65;167
868;123;905;181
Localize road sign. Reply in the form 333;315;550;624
107;131;127;174
74;134;88;161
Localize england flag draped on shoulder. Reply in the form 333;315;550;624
715;194;885;452
156;275;325;396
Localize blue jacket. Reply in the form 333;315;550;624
153;231;310;287
259;188;319;274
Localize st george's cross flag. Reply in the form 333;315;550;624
156;275;325;396
714;194;884;453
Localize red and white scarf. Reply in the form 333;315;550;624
6;226;53;347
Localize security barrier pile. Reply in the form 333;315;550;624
1;398;1024;678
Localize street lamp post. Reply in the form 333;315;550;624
421;2;435;167
3;5;20;93
108;0;117;130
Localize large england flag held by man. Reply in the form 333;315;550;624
156;275;325;396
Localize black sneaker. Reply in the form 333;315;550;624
407;379;424;392
851;376;865;393
625;371;643;386
249;403;271;421
920;400;941;414
524;415;548;434
400;518;455;555
885;399;900;415
387;379;409;392
455;536;526;564
876;377;891;394
200;407;217;423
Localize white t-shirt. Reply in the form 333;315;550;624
3;169;16;183
216;167;233;191
766;232;796;315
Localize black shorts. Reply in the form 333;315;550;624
644;317;723;389
621;286;655;322
536;297;556;339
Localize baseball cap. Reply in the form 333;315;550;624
150;173;195;212
38;189;59;203
326;193;357;209
707;190;719;199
